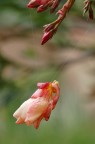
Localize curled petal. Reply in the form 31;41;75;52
44;104;52;121
37;82;50;89
33;115;43;129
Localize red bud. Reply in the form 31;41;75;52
41;30;54;45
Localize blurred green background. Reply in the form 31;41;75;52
0;0;95;144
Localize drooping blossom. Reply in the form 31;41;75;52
13;80;60;129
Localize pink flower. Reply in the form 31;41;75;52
13;80;60;129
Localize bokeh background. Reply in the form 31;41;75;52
0;0;95;144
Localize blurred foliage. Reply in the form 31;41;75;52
0;0;84;28
0;0;56;28
0;1;95;144
0;0;94;110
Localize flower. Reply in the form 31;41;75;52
13;80;60;129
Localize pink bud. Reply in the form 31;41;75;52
41;30;56;45
50;0;60;13
44;23;55;32
27;0;50;8
27;0;39;8
37;5;47;12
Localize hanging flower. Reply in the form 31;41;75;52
13;80;60;129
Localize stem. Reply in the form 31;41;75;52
53;0;75;29
58;0;75;22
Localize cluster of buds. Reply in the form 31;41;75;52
27;0;75;44
28;0;61;13
83;0;95;19
27;0;95;44
13;80;60;129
